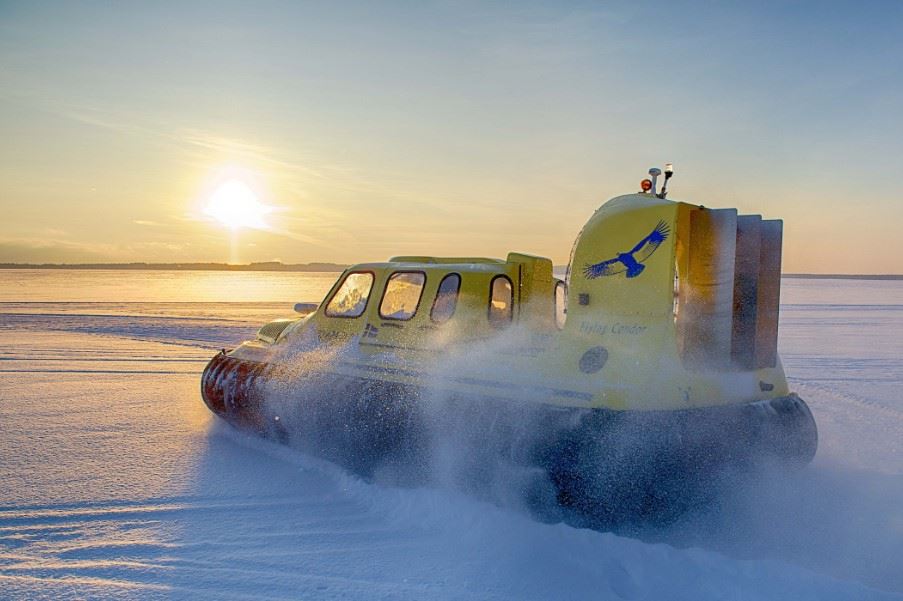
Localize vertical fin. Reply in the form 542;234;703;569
731;215;762;369
679;207;738;368
755;219;783;368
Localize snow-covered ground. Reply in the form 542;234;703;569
0;272;901;600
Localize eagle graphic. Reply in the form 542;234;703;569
583;220;671;279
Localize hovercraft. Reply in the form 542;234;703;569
201;166;817;522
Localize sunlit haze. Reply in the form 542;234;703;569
1;1;902;272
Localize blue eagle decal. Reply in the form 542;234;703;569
583;220;671;279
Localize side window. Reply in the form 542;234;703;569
554;280;567;329
488;276;513;326
325;272;374;317
430;273;461;323
379;272;426;320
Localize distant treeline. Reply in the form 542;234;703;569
782;273;903;280
0;263;900;279
0;261;348;272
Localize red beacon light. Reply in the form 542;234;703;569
640;179;653;192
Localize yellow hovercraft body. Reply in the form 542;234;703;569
201;186;817;522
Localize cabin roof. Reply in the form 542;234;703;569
387;256;506;264
349;257;511;273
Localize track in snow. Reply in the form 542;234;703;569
1;290;901;600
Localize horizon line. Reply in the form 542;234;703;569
1;262;901;280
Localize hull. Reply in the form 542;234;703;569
201;351;818;523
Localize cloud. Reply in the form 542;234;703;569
0;235;196;263
0;237;117;263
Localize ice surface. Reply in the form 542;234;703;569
0;271;901;600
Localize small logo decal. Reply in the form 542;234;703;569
579;346;609;374
583;220;670;279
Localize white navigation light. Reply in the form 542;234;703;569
660;163;675;198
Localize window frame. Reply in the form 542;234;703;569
430;272;462;323
378;270;428;321
487;274;514;325
554;280;567;330
323;270;376;319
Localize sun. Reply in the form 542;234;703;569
204;179;269;230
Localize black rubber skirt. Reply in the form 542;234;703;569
201;350;818;524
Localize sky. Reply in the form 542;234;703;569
1;0;901;273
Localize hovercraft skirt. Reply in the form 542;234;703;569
200;353;818;482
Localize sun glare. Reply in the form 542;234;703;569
204;179;269;230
